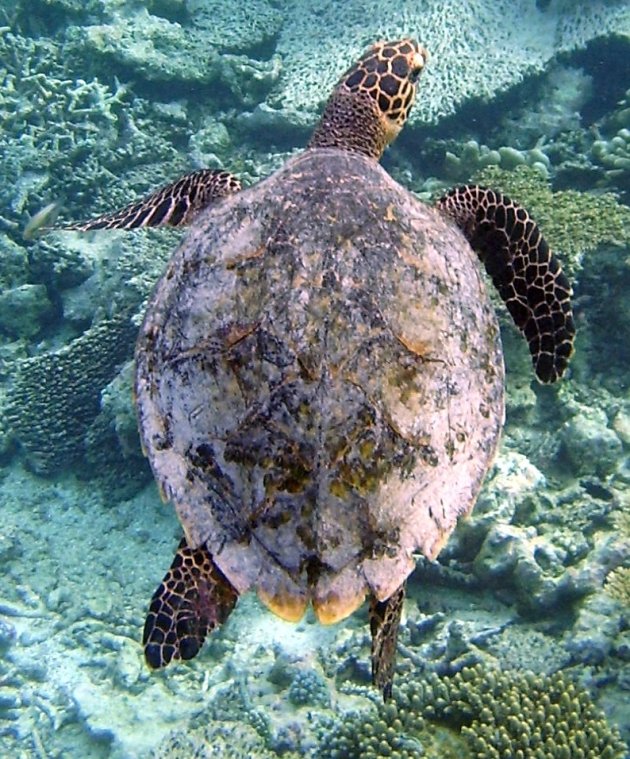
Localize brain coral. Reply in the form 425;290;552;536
270;0;629;125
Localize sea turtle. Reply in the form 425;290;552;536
57;38;575;698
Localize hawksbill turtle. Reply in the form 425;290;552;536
57;38;575;698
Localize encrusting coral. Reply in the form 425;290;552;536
317;664;628;759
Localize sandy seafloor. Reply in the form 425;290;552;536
0;0;629;756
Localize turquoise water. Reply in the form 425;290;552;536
0;1;629;757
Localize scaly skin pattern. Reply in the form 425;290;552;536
58;169;241;231
309;38;428;159
370;583;406;701
437;185;575;383
53;39;575;700
143;537;237;668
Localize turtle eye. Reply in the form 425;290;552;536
409;51;427;82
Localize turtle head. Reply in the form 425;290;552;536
309;39;428;160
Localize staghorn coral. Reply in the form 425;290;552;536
471;165;630;276
317;664;628;759
3;313;136;475
0;30;126;235
0;32;125;156
0;28;192;237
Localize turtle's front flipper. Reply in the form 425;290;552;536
143;537;238;669
437;186;575;383
369;583;405;701
58;169;241;232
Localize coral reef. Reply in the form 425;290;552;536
0;283;54;339
604;567;630;608
84;360;152;499
3;313;136;474
0;2;627;757
272;0;629;126
317;664;628;759
471;165;630;274
0;31;127;235
590;88;630;197
150;721;282;759
468;469;628;617
443;140;551;181
499;64;594;149
287;668;331;708
73;5;282;93
603;502;630;608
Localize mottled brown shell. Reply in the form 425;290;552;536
135;149;504;625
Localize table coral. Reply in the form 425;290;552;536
271;0;629;126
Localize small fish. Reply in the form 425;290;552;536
22;201;63;240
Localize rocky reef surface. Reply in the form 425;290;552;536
0;0;628;757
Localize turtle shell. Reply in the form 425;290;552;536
135;148;504;625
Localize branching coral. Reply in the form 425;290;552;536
0;29;191;236
287;668;331;708
0;30;127;234
0;32;125;156
317;664;627;759
604;567;630;608
603;502;630;607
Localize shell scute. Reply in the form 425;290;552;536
135;149;505;621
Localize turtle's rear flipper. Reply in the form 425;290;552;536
143;537;238;669
56;168;241;232
437;186;575;383
369;583;405;701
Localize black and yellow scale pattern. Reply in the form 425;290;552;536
436;185;575;383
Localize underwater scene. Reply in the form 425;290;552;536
0;0;629;757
